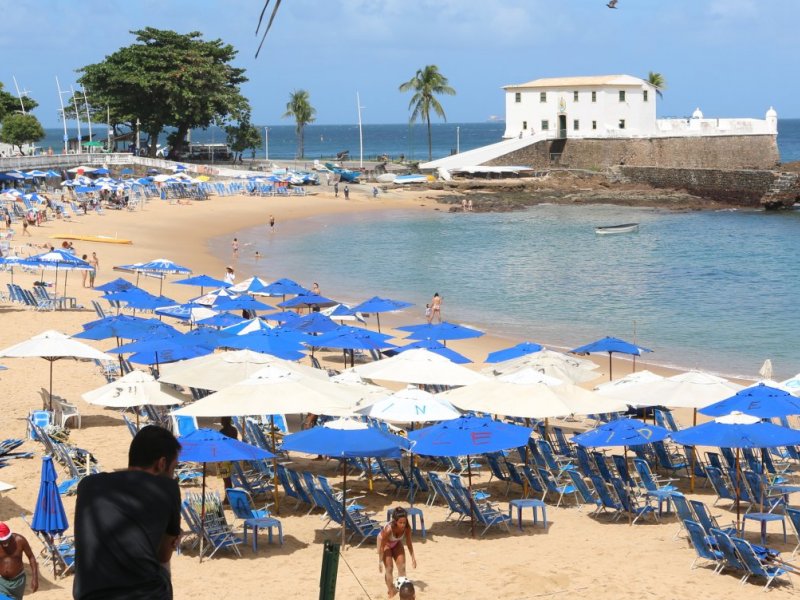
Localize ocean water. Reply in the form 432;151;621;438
231;204;800;380
39;118;800;162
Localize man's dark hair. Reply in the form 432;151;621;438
128;425;181;468
399;581;415;599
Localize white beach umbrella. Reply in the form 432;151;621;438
323;418;369;430
82;370;185;408
439;380;574;419
350;348;487;386
356;385;461;424
227;277;271;294
329;371;391;403
779;373;800;397
172;364;359;418
0;330;112;410
498;366;564;386
593;370;664;392
598;370;744;409
484;349;601;384
157;349;327;391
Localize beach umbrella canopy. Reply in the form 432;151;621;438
593;370;664;393
0;330;112;409
278;293;338;309
31;456;69;576
439;380;575;419
222;330;307;360
110;332;216;361
191;287;238;307
322;303;366;323
485;342;544;364
82;370;185;408
212;295;272;312
227;276;270;294
281;312;340;334
312;326;396;351
195;312;244;328
178;428;274;463
671;411;800;449
281;425;410;459
171;364;360;418
117;259;192;294
104;289;176;311
351;348;487;386
596;370;743;409
356;385;461;423
409;415;533;457
220;317;273;336
74;315;178;341
0;254;25;283
350;296;413;332
261;310;301;324
256;277;310;297
497;366;564;387
94;277;139;293
484;349;600;385
173;274;230;291
570;336;652;380
155;303;218;323
159;349;327;391
699;383;800;419
572;418;670;448
21;249;93;297
397;321;484;342
127;344;214;366
393;339;472;364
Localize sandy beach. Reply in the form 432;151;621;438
1;183;795;600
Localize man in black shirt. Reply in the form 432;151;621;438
73;426;182;600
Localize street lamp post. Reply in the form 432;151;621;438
135;119;141;155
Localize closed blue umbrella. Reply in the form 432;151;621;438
570;336;652;380
572;418;669;447
397;322;484;342
31;456;69;576
699;383;800;419
393;339;472;364
485;342;544;364
350;296;413;332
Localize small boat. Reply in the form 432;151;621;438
594;223;639;235
52;234;133;245
324;163;361;183
393;174;430;185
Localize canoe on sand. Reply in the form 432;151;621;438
51;234;133;245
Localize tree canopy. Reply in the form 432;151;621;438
399;65;456;161
77;27;249;157
0;83;38;122
282;90;316;158
647;72;667;98
226;109;262;161
0;113;44;155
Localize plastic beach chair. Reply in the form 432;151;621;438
731;536;791;590
684;519;724;571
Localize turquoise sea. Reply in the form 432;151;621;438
226;204;800;381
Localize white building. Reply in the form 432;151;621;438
502;74;776;140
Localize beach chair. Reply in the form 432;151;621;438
689;500;736;537
288;469;319;514
611;454;635;487
710;528;748;579
574;445;596;479
591;451;615;483
552;427;575;458
670;492;697;540
485;452;511;494
611;477;658;524
705;466;737;507
566;470;601;512
537;440;575;478
276;465;303;509
521;465;547;500
681;445;709;485
180;501;242;559
731;536;791;589
785;507;800;557
22;515;75;577
410;466;432;504
587;475;622;518
375;457;405;494
225;488;283;550
53;397;81;429
684;519;724;571
537;467;578;508
428;473;467;522
743;469;785;514
633;458;679;512
503;460;527;497
455;486;512;537
171;414;198;437
652;441;689;476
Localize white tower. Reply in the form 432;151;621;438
765;106;778;134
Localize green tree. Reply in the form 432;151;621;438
399;65;456;161
78;27;249;158
1;112;44;155
282;90;316;159
225;110;262;162
647;72;667;98
0;87;38;120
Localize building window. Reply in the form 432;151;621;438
591;91;597;103
573;120;580;131
541;120;549;131
573;91;579;102
643;90;648;102
619;90;626;102
619;119;626;129
522;121;527;130
515;92;521;103
592;121;597;130
540;92;547;103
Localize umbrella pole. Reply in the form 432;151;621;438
48;359;54;411
625;446;632;526
735;450;741;533
64;271;68;299
409;452;415;509
376;313;381;334
341;463;347;550
689;409;698;492
200;463;207;562
608;352;613;381
270;416;280;515
468;456;475;539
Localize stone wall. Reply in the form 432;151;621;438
485;135;780;171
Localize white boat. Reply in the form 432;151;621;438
376;173;396;184
394;174;429;185
595;223;639;235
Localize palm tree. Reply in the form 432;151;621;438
399;65;456;161
282;89;316;159
647;72;667;99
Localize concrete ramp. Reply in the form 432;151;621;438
421;132;550;171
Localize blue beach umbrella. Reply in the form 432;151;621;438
485;342;544;364
31;456;69;576
75;315;177;342
223;330;307;360
177;428;274;560
21;249;93;298
393;339;472;364
258;277;310;297
397;321;484;343
220;317;273;336
278;293;338;309
111;333;217;366
699;383;800;419
313;326;396;368
570;336;653;380
94;277;139;293
195;313;245;328
228;276;271;294
281;312;340;334
350;296;414;333
154;302;214;322
173;274;230;294
572;418;669;448
105;289;176;311
262;311;302;324
213;295;272;313
117;259;192;294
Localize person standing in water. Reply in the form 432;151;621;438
269;215;275;233
428;293;442;324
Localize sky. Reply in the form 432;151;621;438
1;0;797;128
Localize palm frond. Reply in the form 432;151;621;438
255;0;282;58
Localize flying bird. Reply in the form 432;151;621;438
607;0;618;8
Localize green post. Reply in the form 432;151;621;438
319;540;340;600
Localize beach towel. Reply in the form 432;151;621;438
0;570;26;600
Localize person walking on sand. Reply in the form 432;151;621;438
224;266;236;285
428;293;441;324
81;254;89;287
232;238;239;257
377;507;416;599
88;252;99;288
73;426;182;600
334;182;339;198
269;215;275;233
344;185;350;200
0;522;39;599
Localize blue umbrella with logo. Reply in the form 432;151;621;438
178;428;274;560
350;296;414;333
570;336;652;380
699;383;800;419
195;313;245;328
94;277;140;294
485;342;544;364
31;456;69;576
572;418;669;447
21;249;93;298
117;259;192;294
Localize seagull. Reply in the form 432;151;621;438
607;0;618;8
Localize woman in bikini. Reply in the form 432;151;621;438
377;507;416;598
428;292;441;324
